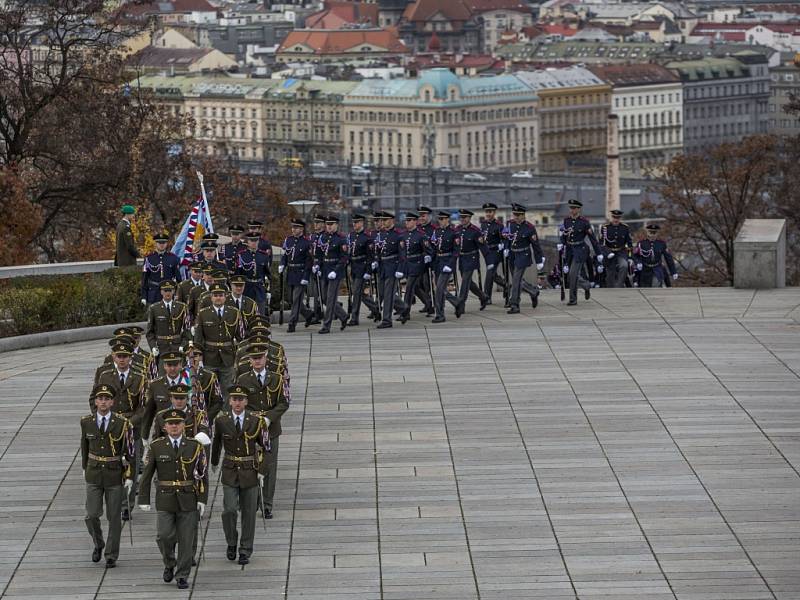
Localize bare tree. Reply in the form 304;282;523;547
649;135;777;286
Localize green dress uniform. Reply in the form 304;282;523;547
193;299;243;398
177;275;202;304
81;400;134;563
236;367;290;514
140;374;183;441
187;283;211;324
153;406;210;440
114;215;139;267
146;300;190;355
211;404;270;560
137;428;209;583
234;336;287;378
227;294;259;329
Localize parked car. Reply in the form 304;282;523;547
511;170;533;178
463;172;487;181
437;166;453;173
310;160;327;168
351;165;370;177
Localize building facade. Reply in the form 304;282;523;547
135;76;357;164
516;67;612;173
342;68;538;170
589;64;683;176
666;53;770;153
768;57;800;137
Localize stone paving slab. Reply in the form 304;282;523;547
0;288;798;600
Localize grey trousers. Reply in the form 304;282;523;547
349;275;378;323
156;509;198;579
482;264;506;300
85;483;123;560
434;271;454;319
261;437;279;512
568;254;592;302
509;265;539;309
380;275;403;324
606;254;629;288
222;484;259;557
455;268;485;308
640;267;665;288
414;268;434;312
322;277;348;329
288;284;312;326
402;274;425;318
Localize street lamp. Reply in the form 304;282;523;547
288;199;319;221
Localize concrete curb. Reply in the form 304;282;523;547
0;322;147;354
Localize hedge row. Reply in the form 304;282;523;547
0;267;145;338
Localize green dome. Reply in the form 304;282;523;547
418;68;461;100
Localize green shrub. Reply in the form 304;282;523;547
0;266;145;337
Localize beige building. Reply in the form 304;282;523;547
342;68;538;170
516;67;611;173
134;75;357;164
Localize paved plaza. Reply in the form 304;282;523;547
0;287;799;600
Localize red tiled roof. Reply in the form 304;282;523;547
278;28;408;54
305;1;379;29
541;23;581;36
402;0;473;23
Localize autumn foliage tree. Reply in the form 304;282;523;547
0;167;42;266
650;135;778;286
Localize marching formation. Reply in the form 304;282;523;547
80;199;678;588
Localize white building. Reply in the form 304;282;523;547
589;64;683;176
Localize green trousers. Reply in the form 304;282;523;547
222;484;259;557
156;510;198;579
262;437;279;511
85;483;123;560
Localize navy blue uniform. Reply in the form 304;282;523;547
397;229;431;321
141;251;182;304
377;228;405;326
503;221;543;311
635;238;676;287
315;232;349;331
480;219;505;302
454;224;487;313
560;216;600;302
237;249;271;313
431;225;459;320
599;222;633;288
348;230;378;324
220;241;245;273
413;222;437;314
280;234;313;328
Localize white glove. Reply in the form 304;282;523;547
140;298;147;306
536;262;544;271
672;273;679;281
597;255;604;264
190;326;195;336
211;463;219;474
627;259;633;267
423;255;432;264
194;432;211;446
497;244;504;251
197;502;205;518
443;266;452;273
258;473;265;484
312;264;320;274
394;271;403;279
139;504;151;512
539;256;546;268
503;249;510;257
301;279;308;285
371;261;378;271
178;345;183;353
597;265;604;273
486;264;494;270
327;271;336;280
556;243;563;252
266;293;271;302
563;265;569;274
278;265;285;274
362;273;371;281
152;346;159;357
608;252;615;259
636;263;643;271
124;479;133;492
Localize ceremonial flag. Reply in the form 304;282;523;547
171;194;214;269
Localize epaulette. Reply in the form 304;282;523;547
82;415;94;421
